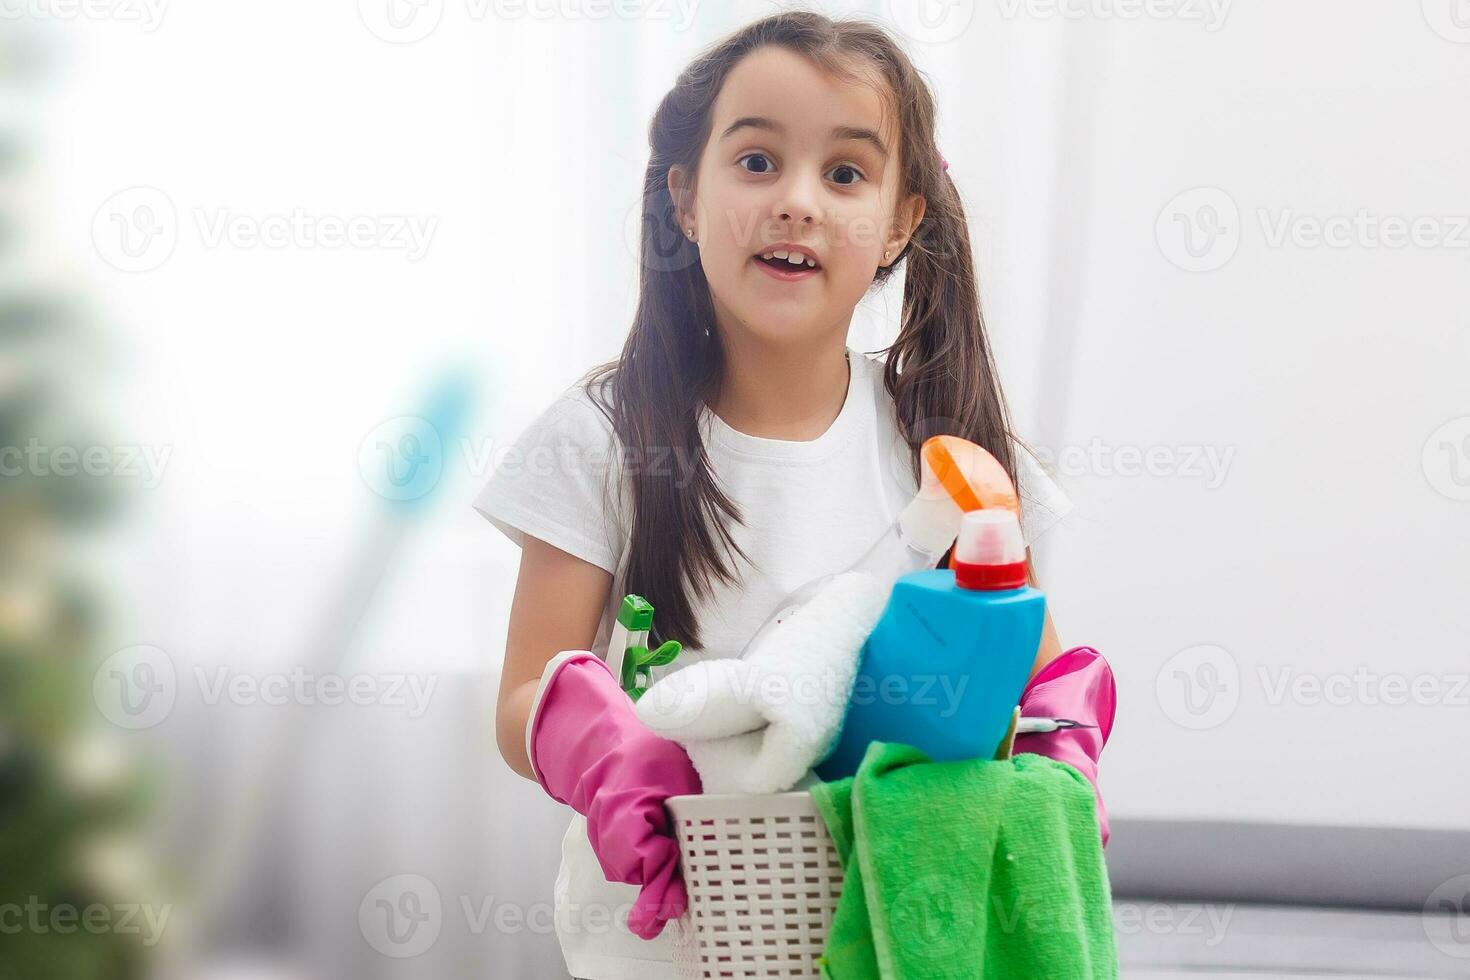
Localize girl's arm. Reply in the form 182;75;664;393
1027;555;1063;679
495;533;613;781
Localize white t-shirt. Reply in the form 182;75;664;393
474;347;1072;980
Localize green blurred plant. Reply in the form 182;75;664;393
0;28;151;980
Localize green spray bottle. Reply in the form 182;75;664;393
606;594;682;702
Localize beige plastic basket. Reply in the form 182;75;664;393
665;791;844;980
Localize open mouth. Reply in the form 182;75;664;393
752;247;821;278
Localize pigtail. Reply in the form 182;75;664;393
884;171;1020;503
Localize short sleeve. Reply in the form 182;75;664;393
1014;441;1073;546
472;387;627;574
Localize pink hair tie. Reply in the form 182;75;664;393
941;156;949;172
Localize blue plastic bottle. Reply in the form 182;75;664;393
816;509;1045;779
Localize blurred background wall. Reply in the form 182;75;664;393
7;0;1468;977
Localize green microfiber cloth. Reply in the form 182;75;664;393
810;741;1118;979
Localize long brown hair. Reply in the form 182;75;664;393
582;11;1017;649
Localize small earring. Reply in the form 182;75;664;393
686;228;695;241
884;249;890;261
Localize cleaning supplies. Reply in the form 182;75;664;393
816;509;1045;780
738;436;1018;659
635;571;887;794
606;594;682;702
810;741;1119;979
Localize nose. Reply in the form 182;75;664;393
771;168;824;229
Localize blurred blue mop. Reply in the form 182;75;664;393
155;369;476;976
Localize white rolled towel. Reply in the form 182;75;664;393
635;571;887;794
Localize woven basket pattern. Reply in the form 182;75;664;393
666;792;844;980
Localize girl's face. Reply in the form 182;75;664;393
670;46;926;349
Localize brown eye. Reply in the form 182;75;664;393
829;164;865;185
738;153;775;174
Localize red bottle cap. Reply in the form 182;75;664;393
950;510;1027;591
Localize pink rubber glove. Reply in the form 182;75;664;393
1013;645;1117;846
525;650;702;939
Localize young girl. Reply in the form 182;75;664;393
476;12;1108;980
